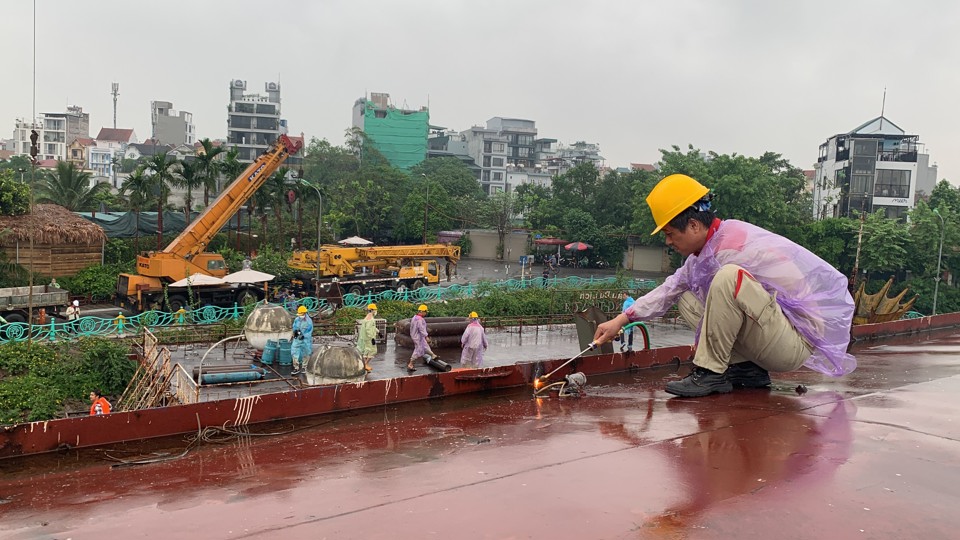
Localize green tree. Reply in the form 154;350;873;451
120;168;153;253
195;138;226;206
33;161;110;211
143;152;178;250
479;191;516;259
0;170;30;216
174;159;202;219
858;211;910;277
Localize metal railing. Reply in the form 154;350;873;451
0;275;659;345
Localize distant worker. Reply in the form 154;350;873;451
65;299;81;321
242;256;253;270
89;390;111;416
460;312;488;368
48;278;59;289
357;303;379;373
619;292;635;352
290;305;314;375
408;304;436;372
593;174;855;398
542;265;550;286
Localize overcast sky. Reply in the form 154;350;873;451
3;0;959;182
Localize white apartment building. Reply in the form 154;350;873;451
227;80;281;163
12;106;90;161
812;116;938;221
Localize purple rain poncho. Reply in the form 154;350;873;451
624;219;855;376
460;321;488;365
410;313;431;357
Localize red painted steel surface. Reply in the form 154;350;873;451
0;345;692;459
2;331;960;539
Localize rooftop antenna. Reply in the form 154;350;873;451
879;87;886;130
111;82;119;129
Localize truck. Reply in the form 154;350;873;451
0;285;70;323
116;135;303;313
286;244;461;297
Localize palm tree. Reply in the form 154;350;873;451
33;161;111;211
175;159;203;221
220;147;249;248
266;167;290;244
120;167;153;253
143;152;178;250
195;138;225;206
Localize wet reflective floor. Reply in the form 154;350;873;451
2;330;960;539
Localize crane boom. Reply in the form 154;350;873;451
164;134;302;259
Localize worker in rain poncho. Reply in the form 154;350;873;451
408;304;436;372
460;312;488;367
357;303;379;373
290;305;313;375
593;174;855;398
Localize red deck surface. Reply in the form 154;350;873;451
2;330;959;539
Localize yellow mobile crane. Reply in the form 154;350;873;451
116;135;303;312
287;244;461;296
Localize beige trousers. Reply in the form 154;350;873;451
677;264;812;374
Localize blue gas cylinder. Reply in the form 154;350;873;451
262;339;278;365
278;338;293;366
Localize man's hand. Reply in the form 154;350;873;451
593;313;630;346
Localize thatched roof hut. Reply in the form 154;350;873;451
0;204;107;277
0;204;107;245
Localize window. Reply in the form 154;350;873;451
874;205;909;222
483;156;491;167
482;170;490;182
834;168;848;188
494;143;505;153
483;141;492;153
492;157;504;167
851;174;873;194
853;139;878;157
493;172;503;182
517;147;529;157
874;169;911;198
518;135;533;145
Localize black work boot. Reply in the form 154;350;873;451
726;361;771;388
665;366;733;397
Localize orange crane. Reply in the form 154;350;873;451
117;135;302;312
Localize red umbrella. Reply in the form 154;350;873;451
564;241;592;251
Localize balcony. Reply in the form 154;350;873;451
878;150;918;163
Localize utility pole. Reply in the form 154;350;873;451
421;173;429;244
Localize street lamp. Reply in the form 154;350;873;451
298;178;323;293
421;173;429;244
933;208;945;316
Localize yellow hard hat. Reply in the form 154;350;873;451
646;174;710;235
297;305;308;314
418;304;428;312
367;303;378;311
469;311;479;318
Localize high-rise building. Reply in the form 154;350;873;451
151;101;195;146
352;92;429;171
227;80;281;163
812;116;938;221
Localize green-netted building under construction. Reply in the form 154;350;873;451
352;92;429;171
